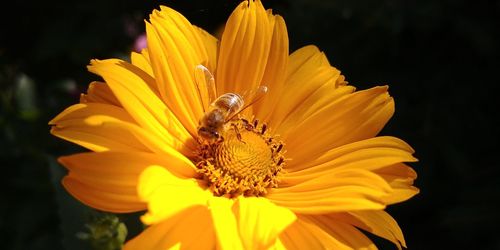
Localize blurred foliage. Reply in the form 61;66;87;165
76;212;127;250
1;0;499;249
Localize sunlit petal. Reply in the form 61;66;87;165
216;0;273;96
235;197;296;249
284;86;395;165
124;206;215;250
49;1;418;249
138;166;210;225
208;197;244;250
146;6;212;133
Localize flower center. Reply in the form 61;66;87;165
195;118;285;197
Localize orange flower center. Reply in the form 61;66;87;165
195;118;285;197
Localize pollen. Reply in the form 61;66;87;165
195;119;285;197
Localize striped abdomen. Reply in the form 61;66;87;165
211;93;244;118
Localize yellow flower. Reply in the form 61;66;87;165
49;0;419;249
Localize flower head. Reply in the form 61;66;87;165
49;0;419;249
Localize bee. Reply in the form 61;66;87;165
194;65;268;142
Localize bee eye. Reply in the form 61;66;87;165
213;131;220;138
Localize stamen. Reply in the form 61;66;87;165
277;157;284;166
276;144;283;153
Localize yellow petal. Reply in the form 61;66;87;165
277;219;325;249
157;6;212;66
375;163;417;184
49;103;192;157
50;102;133;125
275;85;355;137
299;215;378;250
59;150;197;213
283;86;395;165
267;169;391;214
124;206;215;250
282;136;417;183
146;6;211;133
50;103;149;152
268;45;344;129
79;81;120;106
63;175;145;213
193;25;219;73
278;216;375;250
253;14;289;121
208;197;244;250
216;0;273;95
60;150;196;181
138;166;210;225
87;59;195;152
375;163;420;204
130;49;155;84
269;238;287;250
328;210;406;249
235;197;296;249
292;136;415;171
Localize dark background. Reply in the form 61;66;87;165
1;0;499;249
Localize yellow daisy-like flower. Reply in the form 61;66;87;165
49;1;419;249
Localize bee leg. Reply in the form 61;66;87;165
195;135;204;145
260;124;267;134
231;123;245;143
241;118;254;131
217;136;225;143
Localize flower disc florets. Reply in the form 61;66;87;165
196;118;285;197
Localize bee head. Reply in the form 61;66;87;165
198;126;220;141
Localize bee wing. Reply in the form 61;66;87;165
194;65;217;113
226;85;268;122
